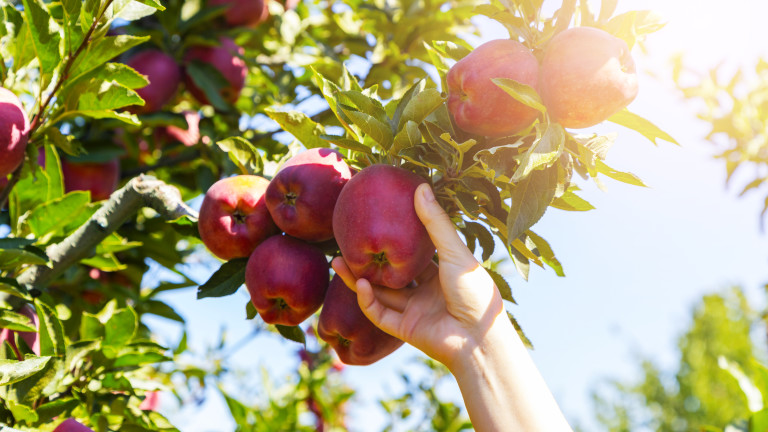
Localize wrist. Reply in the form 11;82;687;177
447;312;522;379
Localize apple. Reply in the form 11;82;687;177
61;158;121;201
198;175;278;261
245;235;329;326
53;419;95;432
265;148;352;242
539;26;639;129
184;37;247;106
156;110;201;147
0;304;40;360
282;0;300;10
139;390;160;411
0;87;30;178
317;275;404;365
446;39;540;137
332;164;435;289
125;49;181;114
210;0;269;27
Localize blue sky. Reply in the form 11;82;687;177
145;1;768;431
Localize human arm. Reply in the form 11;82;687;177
331;183;572;431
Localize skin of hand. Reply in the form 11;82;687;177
331;182;573;432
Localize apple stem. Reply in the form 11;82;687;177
371;251;388;265
284;191;297;206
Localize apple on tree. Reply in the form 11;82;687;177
265;148;352;242
52;418;95;432
198;175;278;261
156;110;201;147
183;37;247;107
245;235;329;326
333;164;435;289
446;39;540;137
125;49;181;114
539;26;639;128
210;0;270;27
318;275;404;365
0;87;30;178
61;158;121;202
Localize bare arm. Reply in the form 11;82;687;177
332;183;572;431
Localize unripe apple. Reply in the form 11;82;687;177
198;175;278;261
446;39;539;137
61;158;121;201
53;418;95;432
539;27;638;128
245;235;329;326
210;0;269;27
125;49;181;114
318;275;404;365
266;148;352;242
0;87;30;178
0;304;40;360
332;164;435;289
184;37;247;106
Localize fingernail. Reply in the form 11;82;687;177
421;184;435;203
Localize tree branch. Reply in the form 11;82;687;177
14;176;197;293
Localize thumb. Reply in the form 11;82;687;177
414;183;477;267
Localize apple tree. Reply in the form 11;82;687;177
0;0;672;430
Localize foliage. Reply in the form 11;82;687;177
0;0;672;429
591;287;765;432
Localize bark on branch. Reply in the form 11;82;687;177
14;175;198;293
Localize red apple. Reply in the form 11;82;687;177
198;175;278;261
156;110;201;147
539;27;639;129
53;419;95;432
0;87;30;178
265;148;352;242
318;275;404;365
61;158;120;201
125;49;181;114
282;0;300;10
139;390;160;411
184;37;247;106
0;304;40;360
210;0;269;27
446;39;539;137
245;235;329;326
332;164;434;289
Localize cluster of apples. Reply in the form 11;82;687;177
198;149;435;365
447;27;639;136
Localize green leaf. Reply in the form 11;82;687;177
339;105;394;149
105;308;137;348
492;78;546;113
69;35;149;81
216;137;264;175
397;88;444;131
464;222;495;263
485;267;515;304
0;309;37;332
608;109;678;146
0;278;31;300
0;356;52;386
197;258;248;299
338;91;388;125
507;312;533;349
245;301;258;320
9;400;38;424
21;0;62;77
525;231;564;277
275;325;306;346
265;108;328;149
185;60;232;111
595;159;647;187
35;397;79;423
25;191;90;239
143;300;185;323
392;121;422;153
79;313;103;340
106;0;160;21
311;67;359;140
507;165;558;243
0;240;49;270
511;123;566;182
34;300;65;357
550;189;595;211
321;135;373;154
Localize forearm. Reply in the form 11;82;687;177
450;316;572;432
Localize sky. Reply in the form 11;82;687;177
144;1;768;431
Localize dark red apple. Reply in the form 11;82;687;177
245;235;329;326
61;158;120;201
210;0;269;27
184;37;247;106
198;175;278;261
53;419;95;432
539;26;638;128
265;148;352;242
125;49;181;114
0;87;30;178
332;164;434;289
446;39;539;137
318;275;404;365
0;304;39;360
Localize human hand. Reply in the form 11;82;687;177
331;183;505;371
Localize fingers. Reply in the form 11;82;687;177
331;256;410;312
414;183;477;267
354;278;404;339
331;257;357;292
